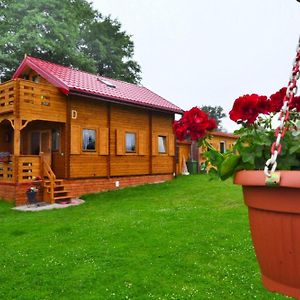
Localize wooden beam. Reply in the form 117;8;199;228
149;111;153;174
13;117;21;156
9;119;15;130
65;95;71;178
172;114;176;176
107;103;111;178
20;120;30;130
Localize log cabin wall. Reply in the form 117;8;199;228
110;105;150;176
68;95;175;178
69;96;109;178
151;112;175;174
18;77;67;123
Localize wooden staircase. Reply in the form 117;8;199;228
43;179;71;204
41;154;71;204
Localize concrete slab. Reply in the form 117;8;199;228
12;199;85;212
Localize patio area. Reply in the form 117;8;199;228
12;198;84;212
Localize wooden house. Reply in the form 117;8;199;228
199;131;239;165
175;132;239;174
0;56;183;206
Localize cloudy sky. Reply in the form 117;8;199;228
93;0;300;131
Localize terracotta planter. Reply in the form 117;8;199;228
234;170;300;299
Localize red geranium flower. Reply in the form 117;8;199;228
173;107;217;141
229;94;261;124
290;95;300;111
257;95;271;114
270;87;287;113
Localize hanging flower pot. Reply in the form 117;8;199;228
235;170;300;298
173;35;300;298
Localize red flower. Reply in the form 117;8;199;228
290;95;300;111
207;118;217;131
257;95;271;114
270;87;286;113
229;94;261;124
173;119;188;141
173;107;217;141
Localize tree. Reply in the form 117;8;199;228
0;0;141;83
201;105;226;131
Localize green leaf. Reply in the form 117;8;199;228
219;154;241;181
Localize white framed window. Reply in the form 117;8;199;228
83;129;96;151
158;135;167;153
125;132;136;152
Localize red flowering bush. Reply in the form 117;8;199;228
173;107;217;141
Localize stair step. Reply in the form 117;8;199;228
46;185;65;191
54;190;68;196
44;180;63;186
54;196;72;202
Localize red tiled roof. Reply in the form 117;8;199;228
13;56;183;114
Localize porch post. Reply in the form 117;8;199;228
13;118;21;183
13;117;21;156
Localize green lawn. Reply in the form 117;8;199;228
0;175;289;299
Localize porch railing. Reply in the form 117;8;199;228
0;80;15;115
18;156;41;182
0;158;14;182
41;154;56;203
0;155;42;183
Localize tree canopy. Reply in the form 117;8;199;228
0;0;141;83
201;105;226;131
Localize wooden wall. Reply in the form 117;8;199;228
176;142;191;174
199;134;238;164
69;97;108;178
0;121;13;153
69;95;175;178
151;112;175;174
18;78;67;123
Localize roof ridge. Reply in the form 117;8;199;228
26;55;142;87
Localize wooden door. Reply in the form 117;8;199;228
40;131;51;166
30;130;52;165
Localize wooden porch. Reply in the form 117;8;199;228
0;78;69;204
0;155;70;204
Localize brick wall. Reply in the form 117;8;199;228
0;174;174;206
0;183;16;203
64;174;173;198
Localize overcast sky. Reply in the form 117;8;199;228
93;0;300;132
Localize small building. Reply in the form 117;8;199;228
0;56;183;206
199;131;239;165
176;131;238;175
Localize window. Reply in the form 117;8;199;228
158;136;167;153
220;141;226;154
125;132;136;152
83;129;96;151
52;130;60;151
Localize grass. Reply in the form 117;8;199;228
0;175;289;299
